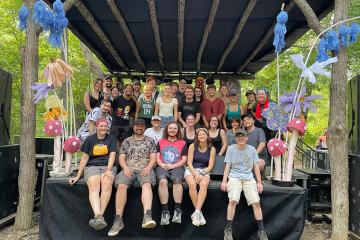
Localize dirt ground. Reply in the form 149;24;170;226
0;212;331;240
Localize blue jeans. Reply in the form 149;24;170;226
160;115;174;128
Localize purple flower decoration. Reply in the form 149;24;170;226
262;102;289;132
280;87;321;117
31;83;52;104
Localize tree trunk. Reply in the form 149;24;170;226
80;42;104;79
329;0;349;239
15;0;39;230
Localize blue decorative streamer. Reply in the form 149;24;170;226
316;38;329;62
32;0;46;26
49;0;68;48
349;23;360;44
273;10;288;53
325;30;339;53
42;7;54;31
18;5;29;30
338;24;350;47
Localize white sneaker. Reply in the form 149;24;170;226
192;211;201;227
199;211;206;226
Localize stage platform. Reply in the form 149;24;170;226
40;178;307;240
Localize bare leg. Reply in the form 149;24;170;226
87;176;101;216
185;176;197;208
196;176;210;210
252;202;263;220
258;159;266;172
115;184;128;216
227;200;238;221
100;176;114;216
141;182;153;211
158;179;169;204
173;183;183;204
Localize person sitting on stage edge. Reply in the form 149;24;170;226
221;128;267;240
185;128;216;226
156;121;188;225
201;84;225;128
178;86;201;128
242;113;268;171
77;99;112;142
144;115;164;144
110;84;136;146
69;118;117;231
108;119;157;236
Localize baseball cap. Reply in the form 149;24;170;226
241;113;255;120
104;75;112;80
234;128;248;136
133;118;146;126
151;115;162;121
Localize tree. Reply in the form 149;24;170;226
292;0;350;239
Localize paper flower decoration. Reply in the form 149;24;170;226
262;102;289;132
43;95;68;121
280;87;321;117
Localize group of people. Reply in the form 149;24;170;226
71;75;274;240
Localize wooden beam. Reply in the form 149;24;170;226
63;0;79;12
236;1;295;73
107;0;146;71
293;0;324;35
216;0;258;72
147;0;165;72
74;1;127;70
178;0;185;73
196;0;220;72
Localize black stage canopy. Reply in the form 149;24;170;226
57;0;333;77
40;178;307;239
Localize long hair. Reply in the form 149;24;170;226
208;115;220;130
162;121;183;140
193;128;212;150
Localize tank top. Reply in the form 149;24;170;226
210;129;222;154
226;103;242;120
183;128;195;147
156;97;177;116
89;91;103;109
138;97;155;119
193;145;211;169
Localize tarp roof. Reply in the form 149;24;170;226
61;0;333;77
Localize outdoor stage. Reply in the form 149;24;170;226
40;178;307;240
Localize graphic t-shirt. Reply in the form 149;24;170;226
224;144;259;180
111;95;136;125
157;138;188;164
81;133;117;166
138;97;155;119
179;100;201;122
119;136;157;171
144;128;163;144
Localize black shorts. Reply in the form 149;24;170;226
110;124;132;142
155;166;184;184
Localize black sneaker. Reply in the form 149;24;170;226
142;210;156;228
172;208;182;223
160;210;171;225
224;227;233;240
108;215;124;237
258;230;268;240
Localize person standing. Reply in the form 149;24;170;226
103;76;113;100
185;128;216;226
171;82;185;104
243;90;257;115
178;86;201;128
252;88;276;142
182;114;196;147
144;115;164;144
77;99;112;142
84;78;104;114
110;84;136;145
222;90;244;130
194;86;203;103
178;78;187;94
136;84;155;129
155;83;178;128
221;129;268;240
156;122;187;225
201;85;225;128
219;84;230;105
108;119;157;236
132;79;142;101
69;118;117;231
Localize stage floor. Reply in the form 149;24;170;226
40;178;307;240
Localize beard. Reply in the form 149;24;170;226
105;83;112;88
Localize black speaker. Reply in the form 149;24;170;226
348;75;360;154
0;68;12;146
349;154;360;237
0;144;20;222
